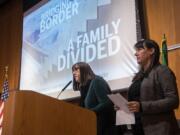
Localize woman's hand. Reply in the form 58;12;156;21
127;101;140;112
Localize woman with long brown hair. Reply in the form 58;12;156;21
72;62;116;135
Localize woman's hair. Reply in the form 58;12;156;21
133;39;160;81
72;62;95;90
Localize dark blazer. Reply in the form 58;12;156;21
140;64;179;135
82;76;115;135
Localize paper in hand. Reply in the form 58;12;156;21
108;93;135;125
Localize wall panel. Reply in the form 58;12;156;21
0;0;22;91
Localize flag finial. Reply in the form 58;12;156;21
162;34;166;41
163;33;166;38
4;66;8;79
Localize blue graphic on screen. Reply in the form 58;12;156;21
20;0;138;97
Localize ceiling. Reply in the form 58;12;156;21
23;0;41;12
0;0;41;12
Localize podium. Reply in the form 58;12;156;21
2;91;96;135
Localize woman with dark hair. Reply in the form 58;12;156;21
124;39;179;135
72;62;116;135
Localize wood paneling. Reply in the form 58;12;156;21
144;0;180;118
169;49;180;117
0;0;22;91
144;0;176;44
3;91;96;135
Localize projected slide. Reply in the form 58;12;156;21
20;0;139;98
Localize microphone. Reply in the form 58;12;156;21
56;80;72;99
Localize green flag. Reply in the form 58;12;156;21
161;34;168;66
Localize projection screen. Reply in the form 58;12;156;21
20;0;142;99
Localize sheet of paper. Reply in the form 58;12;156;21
108;93;135;125
116;110;135;125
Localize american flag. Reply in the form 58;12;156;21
0;79;9;135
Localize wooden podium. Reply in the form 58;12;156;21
2;91;96;135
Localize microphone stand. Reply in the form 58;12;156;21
56;80;72;99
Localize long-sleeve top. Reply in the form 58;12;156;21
138;64;179;135
80;75;115;135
